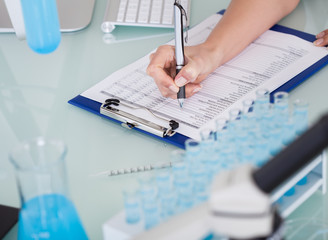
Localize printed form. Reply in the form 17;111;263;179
82;14;328;140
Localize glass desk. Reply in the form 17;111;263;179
1;0;328;239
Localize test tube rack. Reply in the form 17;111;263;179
102;151;326;240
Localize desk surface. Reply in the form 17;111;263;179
1;0;328;239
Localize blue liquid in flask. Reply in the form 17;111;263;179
20;0;61;54
18;194;88;240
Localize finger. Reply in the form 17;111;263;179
314;30;328;47
147;45;175;70
150;70;179;97
316;30;328;39
184;83;203;98
147;45;179;97
174;60;203;87
175;59;211;87
323;35;328;46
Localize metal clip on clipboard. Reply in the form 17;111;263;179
100;99;179;138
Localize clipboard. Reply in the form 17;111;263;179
68;10;328;149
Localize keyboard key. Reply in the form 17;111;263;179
138;0;151;23
105;0;190;32
125;0;139;22
117;0;128;22
162;0;173;24
150;0;163;24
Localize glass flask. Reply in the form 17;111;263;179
9;137;88;240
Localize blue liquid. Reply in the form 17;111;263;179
284;187;296;197
297;176;308;185
20;0;61;54
142;201;161;230
124;200;141;224
18;194;88;240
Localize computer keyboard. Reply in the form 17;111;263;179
101;0;190;33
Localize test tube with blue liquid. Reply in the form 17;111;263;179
123;187;141;224
185;139;209;204
138;174;161;229
215;117;230;146
254;88;271;121
200;128;219;182
156;170;177;219
241;99;258;144
293;99;309;186
20;0;61;54
269;91;289;156
293;99;309;136
273;91;290;127
171;150;194;212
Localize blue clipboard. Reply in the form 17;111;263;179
68;10;328;149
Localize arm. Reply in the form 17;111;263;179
147;0;300;98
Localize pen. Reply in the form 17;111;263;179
174;0;186;108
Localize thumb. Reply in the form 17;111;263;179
174;60;201;87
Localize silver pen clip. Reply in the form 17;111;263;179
174;0;188;44
100;99;179;138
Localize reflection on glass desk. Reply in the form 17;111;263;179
1;0;328;239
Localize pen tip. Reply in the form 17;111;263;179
178;99;184;108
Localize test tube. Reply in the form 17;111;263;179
227;109;240;147
156;170;172;194
293;99;309;136
138;174;161;229
238;142;254;164
215;117;230;144
200;128;216;147
123;187;141;224
220;144;237;170
254;88;271;120
273;91;289;126
185;139;202;162
253;135;271;166
171;150;188;182
242;99;257;142
282;118;296;146
199;128;218;181
142;199;161;229
170;150;194;212
229;108;242;133
159;188;177;219
138;174;157;203
242;99;255;115
255;88;270;104
185;139;204;172
260;103;274;134
215;117;228;140
268;127;284;157
177;185;194;212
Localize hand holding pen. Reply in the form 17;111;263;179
146;5;221;102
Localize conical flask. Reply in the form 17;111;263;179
9;138;88;239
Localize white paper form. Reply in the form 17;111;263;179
82;14;328;140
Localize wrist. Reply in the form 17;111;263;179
199;41;225;70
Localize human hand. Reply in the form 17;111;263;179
146;44;222;99
314;30;328;47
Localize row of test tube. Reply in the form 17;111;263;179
122;89;309;230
